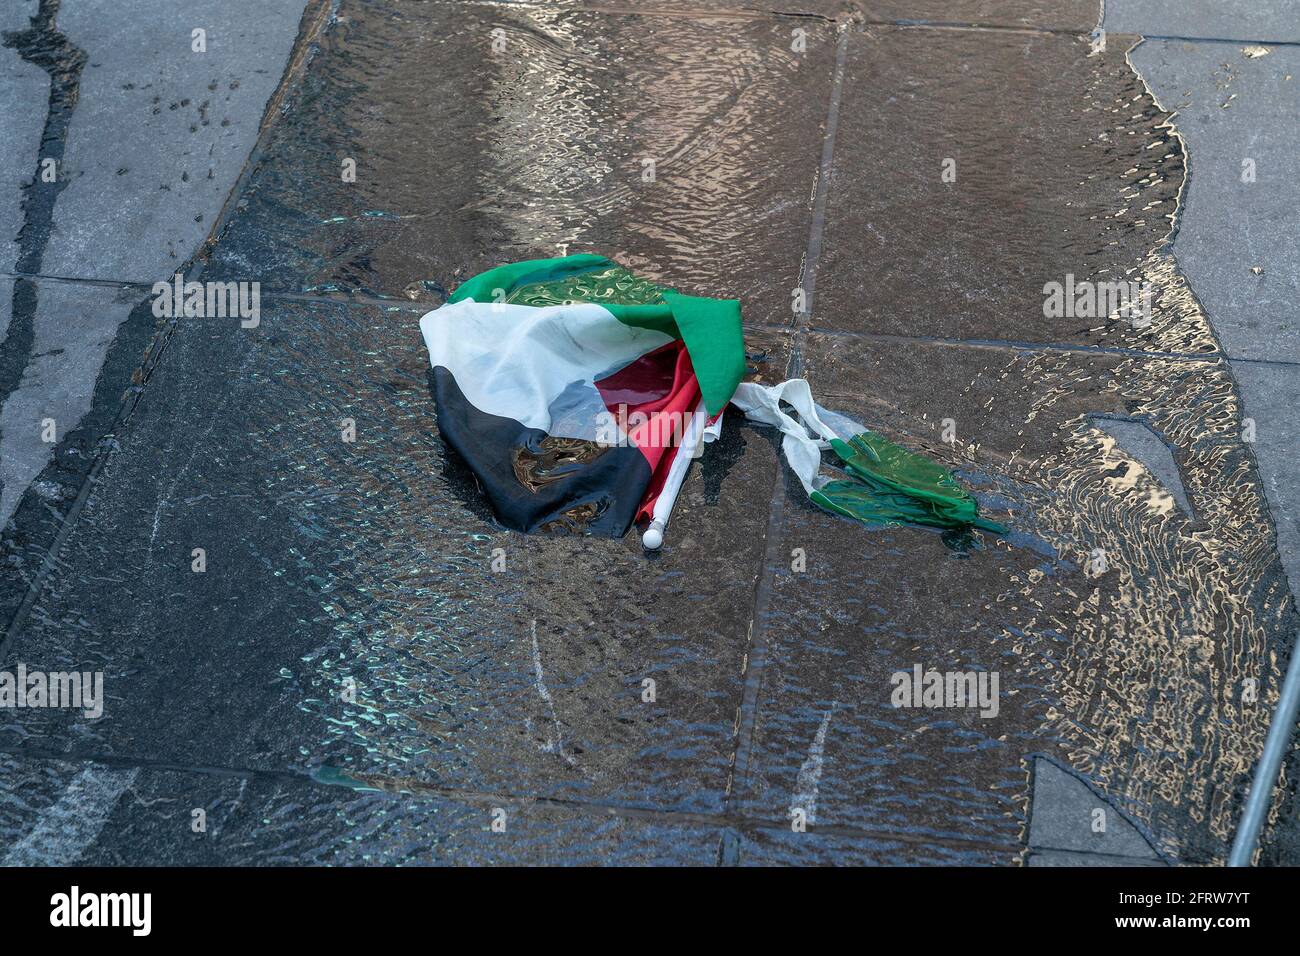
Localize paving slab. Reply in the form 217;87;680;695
0;281;168;625
1106;0;1300;44
730;332;1296;863
204;0;835;330
816;26;1208;353
1026;756;1164;860
1232;361;1300;612
1124;41;1300;365
0;753;723;865
40;0;307;282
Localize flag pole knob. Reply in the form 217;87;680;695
642;520;665;551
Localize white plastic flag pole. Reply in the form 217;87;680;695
642;399;708;551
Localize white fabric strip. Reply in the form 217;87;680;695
419;299;674;441
730;379;866;494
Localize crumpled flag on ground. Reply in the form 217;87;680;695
732;379;1006;535
419;254;1005;538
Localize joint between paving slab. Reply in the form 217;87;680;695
793;23;849;332
859;19;1300;47
716;24;851;865
456;0;1147;42
1124;32;1300;49
450;0;1254;48
0;743;1020;857
860;18;1096;39
795;327;1300;368
16;268;1300;377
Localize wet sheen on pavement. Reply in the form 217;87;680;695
0;0;1296;865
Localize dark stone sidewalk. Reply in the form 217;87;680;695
1;0;1296;865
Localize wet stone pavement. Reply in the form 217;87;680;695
0;0;1297;865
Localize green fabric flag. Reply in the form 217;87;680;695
815;434;1007;534
730;379;1005;537
446;254;744;418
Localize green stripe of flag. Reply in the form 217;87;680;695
448;255;744;418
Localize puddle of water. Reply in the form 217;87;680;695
2;4;1294;865
751;27;1295;862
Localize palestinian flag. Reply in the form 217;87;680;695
419;254;744;536
420;254;1006;539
